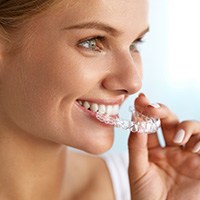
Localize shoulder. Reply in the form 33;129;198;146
101;152;131;200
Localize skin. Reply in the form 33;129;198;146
0;0;146;154
129;94;200;200
0;0;146;199
0;0;199;199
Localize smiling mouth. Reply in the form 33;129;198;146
76;100;120;116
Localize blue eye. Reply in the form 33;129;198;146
78;37;103;52
79;39;97;50
130;38;144;52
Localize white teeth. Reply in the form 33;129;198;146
90;103;98;112
78;100;120;116
113;105;119;115
78;100;83;106
83;101;90;109
98;105;106;114
106;105;113;116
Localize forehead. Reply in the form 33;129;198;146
55;0;148;35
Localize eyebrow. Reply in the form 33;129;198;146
64;21;149;38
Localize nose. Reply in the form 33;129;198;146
102;50;142;95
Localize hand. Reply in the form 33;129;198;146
128;93;200;200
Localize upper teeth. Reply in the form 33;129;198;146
77;100;120;116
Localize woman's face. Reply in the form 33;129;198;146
0;0;148;153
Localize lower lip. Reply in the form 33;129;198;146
75;102;118;127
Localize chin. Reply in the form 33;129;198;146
88;130;115;154
73;133;114;155
85;141;113;155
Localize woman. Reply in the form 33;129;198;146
0;0;199;199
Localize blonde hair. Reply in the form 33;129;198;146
0;0;58;41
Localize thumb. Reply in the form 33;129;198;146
128;131;150;181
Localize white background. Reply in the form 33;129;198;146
111;0;200;152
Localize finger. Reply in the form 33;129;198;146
128;133;149;181
133;94;160;148
128;116;149;181
173;120;200;145
134;94;179;148
192;141;200;154
134;93;179;130
166;147;200;179
143;103;179;127
145;103;181;148
134;93;150;113
184;134;200;153
143;105;179;149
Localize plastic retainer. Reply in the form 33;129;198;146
96;106;161;133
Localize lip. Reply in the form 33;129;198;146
76;96;125;106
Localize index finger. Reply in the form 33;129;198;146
134;94;179;148
143;103;179;148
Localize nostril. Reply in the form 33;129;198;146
116;89;129;95
101;52;142;94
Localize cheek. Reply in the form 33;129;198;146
28;40;105;95
0;42;105;139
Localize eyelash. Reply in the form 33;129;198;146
130;38;144;52
78;36;105;52
78;36;144;53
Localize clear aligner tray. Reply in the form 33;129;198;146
96;106;161;133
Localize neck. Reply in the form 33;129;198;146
0;127;71;200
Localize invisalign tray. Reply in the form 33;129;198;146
96;106;161;133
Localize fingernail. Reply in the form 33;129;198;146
192;141;200;153
173;129;185;144
148;103;160;109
